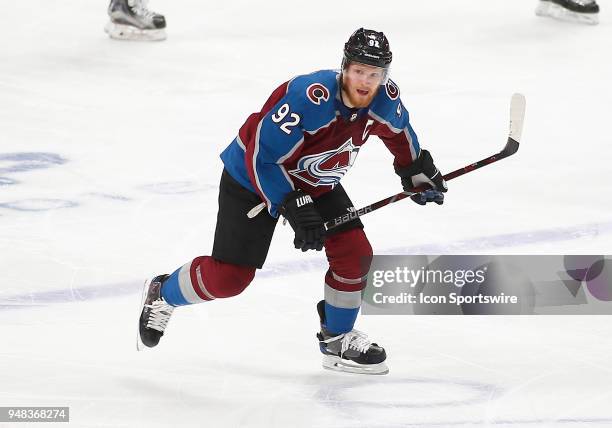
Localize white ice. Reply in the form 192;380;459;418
1;0;612;426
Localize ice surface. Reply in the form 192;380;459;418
1;0;612;426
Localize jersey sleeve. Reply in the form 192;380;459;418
370;80;421;170
245;87;307;218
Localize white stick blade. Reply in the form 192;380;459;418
509;93;526;143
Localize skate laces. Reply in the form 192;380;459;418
324;329;372;355
128;0;156;20
145;299;174;332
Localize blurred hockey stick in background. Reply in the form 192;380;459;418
325;93;526;231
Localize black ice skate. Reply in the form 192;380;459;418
137;274;174;350
105;0;167;41
536;0;599;25
316;301;388;375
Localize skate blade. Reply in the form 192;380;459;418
535;2;599;25
136;278;151;351
105;22;167;41
322;355;389;375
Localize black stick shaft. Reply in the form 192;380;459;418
324;137;519;231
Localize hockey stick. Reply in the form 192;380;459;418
325;93;526;231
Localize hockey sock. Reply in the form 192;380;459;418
161;256;255;306
160;264;198;306
323;301;360;335
323;268;364;334
322;229;373;334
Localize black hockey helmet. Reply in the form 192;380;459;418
342;28;392;70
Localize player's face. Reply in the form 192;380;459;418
342;62;386;108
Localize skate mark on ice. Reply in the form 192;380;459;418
0;152;67;186
138;181;217;195
0;198;78;212
0;152;77;211
0;282;135;310
316;377;499;409
83;192;132;201
315;378;612;426
0;177;16;186
383;221;612;255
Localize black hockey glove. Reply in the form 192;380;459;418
395;149;448;206
279;191;326;252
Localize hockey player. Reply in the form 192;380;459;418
137;28;447;375
536;0;600;24
104;0;166;41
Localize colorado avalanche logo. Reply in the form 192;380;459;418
288;138;360;187
385;80;399;100
306;83;330;105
